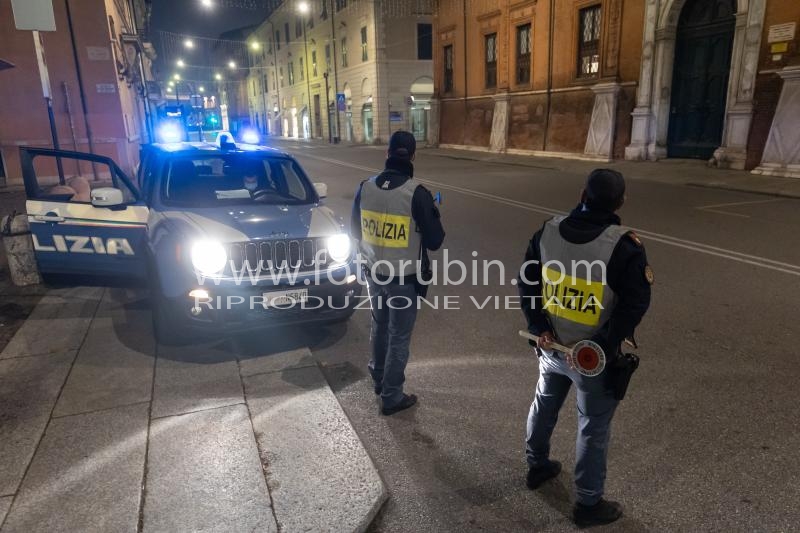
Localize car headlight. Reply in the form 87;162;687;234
191;240;228;275
326;234;351;263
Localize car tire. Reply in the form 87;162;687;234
148;265;192;346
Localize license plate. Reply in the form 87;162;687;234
263;288;308;308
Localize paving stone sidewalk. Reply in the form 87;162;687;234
0;286;385;532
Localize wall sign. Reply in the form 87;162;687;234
87;46;111;61
768;23;796;44
96;83;116;94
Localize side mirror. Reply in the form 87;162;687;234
91;187;124;208
314;182;328;199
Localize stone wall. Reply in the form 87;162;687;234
507;94;548;151
544;90;595;154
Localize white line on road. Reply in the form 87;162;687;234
696;198;782;210
296;152;800;277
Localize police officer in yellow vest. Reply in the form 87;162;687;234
518;169;652;528
351;131;445;416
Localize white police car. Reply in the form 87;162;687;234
21;135;360;343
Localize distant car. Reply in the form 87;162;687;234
20;140;361;343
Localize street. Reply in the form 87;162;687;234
272;141;800;532
1;141;799;532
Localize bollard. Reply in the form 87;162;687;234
1;212;42;286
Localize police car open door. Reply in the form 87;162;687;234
21;147;148;280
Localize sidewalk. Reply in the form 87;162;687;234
0;287;386;532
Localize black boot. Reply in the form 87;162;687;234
381;394;417;416
573;498;623;528
526;460;562;489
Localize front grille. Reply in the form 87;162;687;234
226;238;330;275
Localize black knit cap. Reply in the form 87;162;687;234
585;169;626;212
388;130;416;160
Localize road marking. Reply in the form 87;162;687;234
697;198;781;210
294;152;800;277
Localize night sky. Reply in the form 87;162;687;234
150;0;274;79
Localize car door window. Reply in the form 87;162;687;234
28;151;137;204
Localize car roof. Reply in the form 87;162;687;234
148;141;293;158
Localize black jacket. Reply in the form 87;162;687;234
518;205;651;354
350;157;445;252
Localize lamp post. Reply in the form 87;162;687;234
298;1;313;139
266;20;282;136
329;0;341;143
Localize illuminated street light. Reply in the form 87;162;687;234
177;59;185;68
167;87;173;93
199;86;205;92
228;61;236;69
173;74;181;81
168;81;175;87
297;1;310;14
200;0;213;8
184;39;194;49
215;73;222;80
250;42;261;51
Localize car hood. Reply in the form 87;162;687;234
158;204;343;243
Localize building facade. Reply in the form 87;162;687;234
0;0;155;185
246;0;435;145
434;0;800;177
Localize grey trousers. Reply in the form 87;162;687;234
367;280;419;407
526;349;619;506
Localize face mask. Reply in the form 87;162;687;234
244;178;257;191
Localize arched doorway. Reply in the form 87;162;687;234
667;0;736;159
410;76;434;142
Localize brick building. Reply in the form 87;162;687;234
433;0;800;177
0;0;155;186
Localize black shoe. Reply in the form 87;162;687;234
381;394;418;416
573;498;623;528
526;460;562;489
374;383;382;395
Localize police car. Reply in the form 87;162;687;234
21;134;361;343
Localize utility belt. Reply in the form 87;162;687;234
605;351;640;401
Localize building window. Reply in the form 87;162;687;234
325;44;331;72
443;44;454;93
361;26;368;61
275;31;281;50
312;49;318;76
280;66;285;87
263;73;268;93
285;22;290;45
516;23;532;84
341;37;348;67
335;0;347;11
321;0;327;20
308;14;314;29
296;19;302;38
485;33;497;89
417;23;433;60
288;61;295;85
578;5;602;78
299;57;304;80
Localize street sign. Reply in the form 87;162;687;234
11;0;56;32
336;93;346;112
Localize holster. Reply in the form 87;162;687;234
606;352;640;401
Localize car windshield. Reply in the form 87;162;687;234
162;155;315;206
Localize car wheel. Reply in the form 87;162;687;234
148;267;192;346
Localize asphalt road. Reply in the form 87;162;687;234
267;140;800;532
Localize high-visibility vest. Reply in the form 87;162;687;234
358;176;422;278
538;216;628;345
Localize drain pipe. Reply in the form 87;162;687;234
65;0;98;179
542;0;555;151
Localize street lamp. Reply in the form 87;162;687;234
173;73;181;80
250;42;261;51
176;59;185;68
228;61;236;69
168;81;174;87
199;86;205;93
184;39;194;49
200;0;213;8
298;1;313;139
214;73;222;81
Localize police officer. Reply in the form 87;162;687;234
518;169;652;527
351;131;445;416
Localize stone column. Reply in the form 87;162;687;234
753;66;800;179
584;82;622;161
624;0;659;161
428;97;440;147
489;92;510;153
